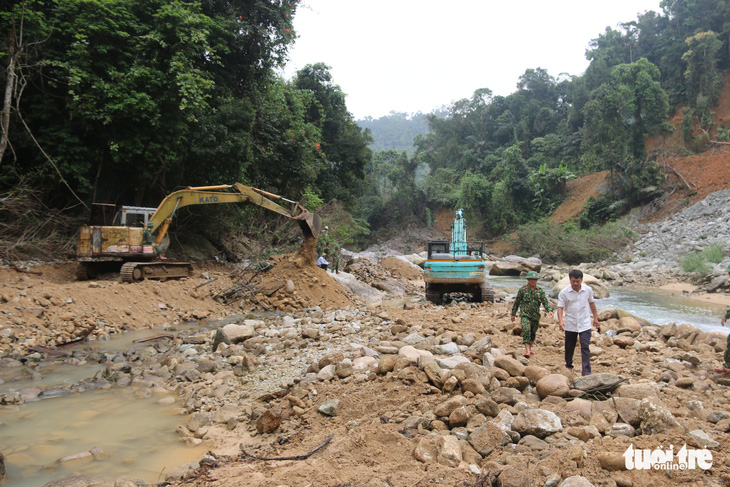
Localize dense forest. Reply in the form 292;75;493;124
0;0;372;250
0;0;728;257
357;111;444;155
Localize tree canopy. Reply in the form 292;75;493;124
0;0;370;213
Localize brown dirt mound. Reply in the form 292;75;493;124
648;145;730;221
379;256;423;280
549;170;609;223
262;243;358;310
219;237;359;311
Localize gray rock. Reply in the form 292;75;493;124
433;342;460;355
468;423;510;456
688;429;719;449
318;398;342;416
494;356;525;377
187;412;212;431
607;423;636;438
317;364;336;381
434;396;468;417
511;409;562;438
436;435;462;467
639;398;682;434
559;476;595;487
465;336;492;359
572;373;622;391
402;333;425;345
489;261;524;276
475;396;501;417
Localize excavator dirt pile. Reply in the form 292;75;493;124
213;240;358;312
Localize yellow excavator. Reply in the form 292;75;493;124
76;183;321;282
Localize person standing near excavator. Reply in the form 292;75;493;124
331;244;341;274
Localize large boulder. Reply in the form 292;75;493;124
512;409;563;438
489;261;524;276
494;356;525;377
502;255;543;271
549;273;610;299
221;323;256;343
535;374;571;398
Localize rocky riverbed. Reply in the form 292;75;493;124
2;191;730;487
2;256;730;486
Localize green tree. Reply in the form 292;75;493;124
582;58;669;167
293;63;372;208
0;1;50;166
682;30;724;135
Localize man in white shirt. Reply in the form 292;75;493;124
557;269;599;376
317;253;329;271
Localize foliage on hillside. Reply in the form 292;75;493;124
2;1;730;258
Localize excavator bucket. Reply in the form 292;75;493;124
297;211;322;239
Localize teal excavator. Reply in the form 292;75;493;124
423;209;494;304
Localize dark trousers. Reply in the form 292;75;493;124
319;264;328;271
565;330;592;376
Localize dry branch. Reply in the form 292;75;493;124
239;435;334;461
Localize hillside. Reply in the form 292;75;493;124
549;73;730;225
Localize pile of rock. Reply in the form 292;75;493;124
617;189;730;280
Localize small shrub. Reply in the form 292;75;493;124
679;251;712;275
512;220;637;264
702;243;725;264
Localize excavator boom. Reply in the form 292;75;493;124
149;184;321;245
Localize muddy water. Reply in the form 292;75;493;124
0;325;211;487
1;388;206;487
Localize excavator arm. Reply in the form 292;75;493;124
148;184;321;245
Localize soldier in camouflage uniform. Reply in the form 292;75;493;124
511;270;553;358
714;265;730;374
331;245;341;274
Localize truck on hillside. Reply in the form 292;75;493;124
423;209;494;304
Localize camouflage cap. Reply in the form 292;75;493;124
525;271;539;279
147;222;155;227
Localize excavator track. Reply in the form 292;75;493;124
120;262;194;283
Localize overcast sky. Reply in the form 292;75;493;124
283;0;664;120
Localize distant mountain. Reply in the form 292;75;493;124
356;111;443;154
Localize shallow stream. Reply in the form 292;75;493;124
0;326;208;487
